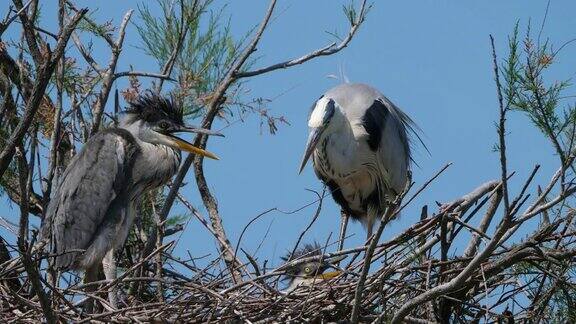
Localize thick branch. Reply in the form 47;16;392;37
12;0;43;66
463;188;502;257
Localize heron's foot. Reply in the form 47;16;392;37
108;290;119;310
81;299;93;314
117;286;129;308
108;286;129;309
81;298;103;314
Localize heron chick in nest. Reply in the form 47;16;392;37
281;243;346;292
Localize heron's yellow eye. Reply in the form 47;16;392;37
159;121;170;130
304;267;311;273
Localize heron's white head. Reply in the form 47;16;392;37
119;93;223;160
299;96;345;173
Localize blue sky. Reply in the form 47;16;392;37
1;1;575;271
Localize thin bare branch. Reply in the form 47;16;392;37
235;0;369;79
89;9;133;135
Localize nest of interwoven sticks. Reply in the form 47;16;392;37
1;171;575;323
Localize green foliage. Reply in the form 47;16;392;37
342;1;372;27
498;22;576;321
75;9;116;40
49;57;97;98
502;22;575;165
550;283;576;322
166;213;189;227
135;0;245;119
343;3;358;26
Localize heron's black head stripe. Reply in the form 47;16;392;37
362;100;389;151
126;92;184;125
282;242;322;263
323;99;336;125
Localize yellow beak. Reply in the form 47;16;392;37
317;271;342;280
170;136;220;160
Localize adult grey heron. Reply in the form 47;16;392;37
281;243;346;292
40;93;222;308
299;83;424;240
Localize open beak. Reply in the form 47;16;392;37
177;125;224;137
315;254;346;280
299;127;324;174
167;125;223;160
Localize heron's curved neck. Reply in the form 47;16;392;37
118;116;146;141
118;117;182;194
130;141;181;197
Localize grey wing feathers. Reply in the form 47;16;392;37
380;96;428;161
41;129;138;270
375;98;410;194
374;96;425;194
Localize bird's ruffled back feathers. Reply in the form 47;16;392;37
41;129;139;270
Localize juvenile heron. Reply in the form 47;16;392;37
299;83;424;240
40;93;222;308
281;243;345;292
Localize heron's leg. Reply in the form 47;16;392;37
102;248;118;309
365;208;378;242
45;267;60;309
337;209;349;253
83;265;99;313
46;265;60;288
366;221;373;241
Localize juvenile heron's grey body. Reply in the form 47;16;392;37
300;83;422;235
40;94;221;308
43;127;181;271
